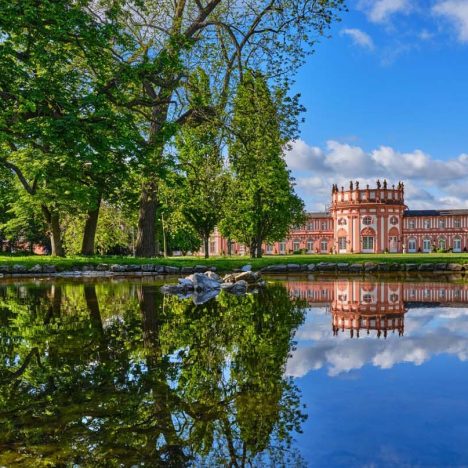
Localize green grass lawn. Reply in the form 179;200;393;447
1;252;468;271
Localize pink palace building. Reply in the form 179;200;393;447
207;180;468;255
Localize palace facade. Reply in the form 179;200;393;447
207;180;468;255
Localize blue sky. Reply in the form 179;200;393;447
286;0;468;211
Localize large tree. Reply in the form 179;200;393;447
92;0;345;256
222;71;305;258
0;0;140;256
174;70;227;258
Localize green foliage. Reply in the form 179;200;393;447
221;71;305;257
62;203;135;256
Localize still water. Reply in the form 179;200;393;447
1;276;468;467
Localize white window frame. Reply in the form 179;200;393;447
453;237;462;252
320;239;328;252
423;238;431;253
362;236;374;252
408;238;417;253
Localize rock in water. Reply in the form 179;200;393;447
187;273;221;291
205;271;222;282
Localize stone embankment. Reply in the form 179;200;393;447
0;261;467;279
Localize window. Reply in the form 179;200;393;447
390;216;398;225
293;240;300;251
454;218;461;228
424;219;431;229
307;240;313;252
320;239;328;252
321;222;327;230
438;238;446;250
408;220;416;229
338;237;347;251
266;244;273;254
362;236;374;251
390;294;399;303
210;241;216;253
362;216;372;225
307;223;313;230
338;218;347;225
454;237;462;252
438;219;446;228
363;294;373;303
408;238;417;252
279;241;286;254
423;238;431;253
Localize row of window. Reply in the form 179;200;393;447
407;218;462;229
266;239;330;253
406;236;462;252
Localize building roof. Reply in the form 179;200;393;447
404;209;468;217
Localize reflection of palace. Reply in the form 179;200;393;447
207;180;468;255
286;280;468;338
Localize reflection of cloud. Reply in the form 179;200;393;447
287;307;468;377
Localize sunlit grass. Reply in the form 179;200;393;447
1;252;467;271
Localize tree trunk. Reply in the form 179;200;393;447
250;239;257;258
135;179;158;257
41;205;65;257
81;195;102;256
204;235;209;259
227;238;232;256
256;235;263;258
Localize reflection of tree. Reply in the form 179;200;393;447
0;281;306;466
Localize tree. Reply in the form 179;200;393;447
0;0;140;256
91;0;345;256
174;70;227;258
222;71;305;258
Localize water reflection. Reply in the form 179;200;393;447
0;280;306;466
284;279;468;377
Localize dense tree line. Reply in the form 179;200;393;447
0;0;345;258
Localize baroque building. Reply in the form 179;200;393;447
208;180;468;255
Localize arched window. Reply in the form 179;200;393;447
293;239;300;252
408;238;417;253
320;239;328;252
307;239;313;252
390;216;399;225
453;236;462;252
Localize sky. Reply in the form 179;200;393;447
286;0;468;212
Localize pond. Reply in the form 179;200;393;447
1;276;468;467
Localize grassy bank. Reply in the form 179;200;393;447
1;253;468;271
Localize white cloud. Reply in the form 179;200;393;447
286;139;468;211
433;0;468;42
341;28;375;49
358;0;412;23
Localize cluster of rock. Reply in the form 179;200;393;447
261;262;468;274
161;268;265;304
0;263;215;278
